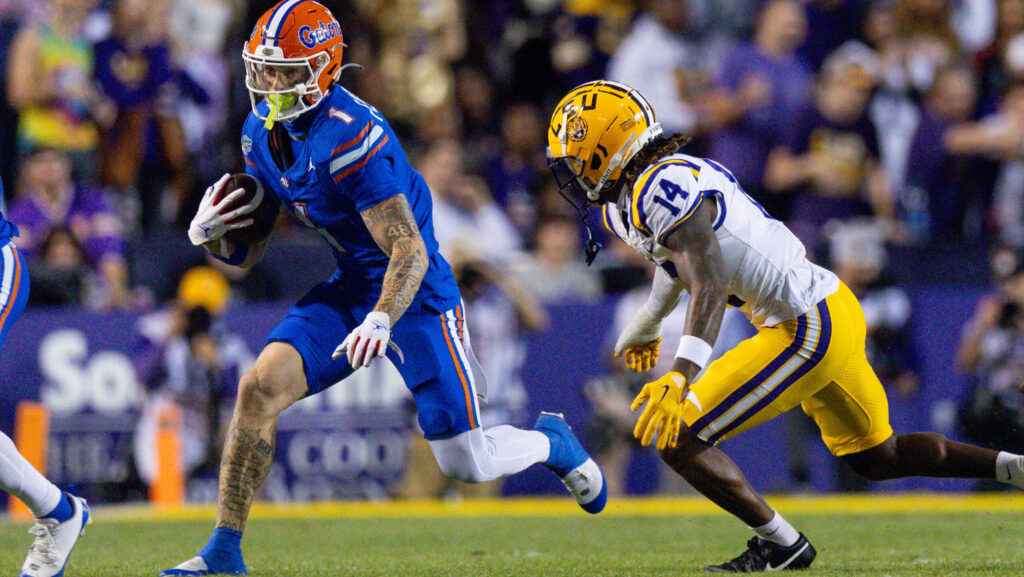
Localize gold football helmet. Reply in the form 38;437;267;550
547;80;662;209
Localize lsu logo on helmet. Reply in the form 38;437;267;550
567;117;588;141
547;80;662;206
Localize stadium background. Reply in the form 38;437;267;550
2;0;1023;511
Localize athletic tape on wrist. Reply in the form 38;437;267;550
675;335;713;369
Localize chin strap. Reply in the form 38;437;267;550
576;204;603;266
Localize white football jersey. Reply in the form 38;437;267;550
602;153;839;327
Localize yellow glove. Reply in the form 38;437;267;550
631;371;686;450
617;336;661;373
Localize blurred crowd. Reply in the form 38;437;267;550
3;0;1024;310
0;0;1019;305
4;0;1024;494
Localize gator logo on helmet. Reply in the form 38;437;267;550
567;117;588;142
299;20;342;49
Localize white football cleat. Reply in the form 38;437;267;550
19;494;90;577
559;457;607;513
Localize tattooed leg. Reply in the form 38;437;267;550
214;342;307;532
215;418;277;531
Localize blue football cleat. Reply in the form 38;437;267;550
534;412;607;514
160;556;247;576
19;494;90;577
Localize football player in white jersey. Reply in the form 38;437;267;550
547;80;1024;572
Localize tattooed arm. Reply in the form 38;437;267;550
360;193;429;322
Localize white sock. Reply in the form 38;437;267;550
751;511;800;547
0;431;61;517
429;426;550;483
481;425;551;476
995;451;1024;489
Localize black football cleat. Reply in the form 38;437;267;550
705;533;816;573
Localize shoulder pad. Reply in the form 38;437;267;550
629;158;704;245
312;109;390;182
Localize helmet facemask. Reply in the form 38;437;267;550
548;154;592;212
546;152;604;266
243;48;333;128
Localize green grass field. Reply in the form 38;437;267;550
2;495;1024;576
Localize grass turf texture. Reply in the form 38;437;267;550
2;495;1024;576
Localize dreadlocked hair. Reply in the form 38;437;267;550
618;133;693;194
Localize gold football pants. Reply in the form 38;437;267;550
682;282;893;456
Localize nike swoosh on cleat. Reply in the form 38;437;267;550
764;542;810;571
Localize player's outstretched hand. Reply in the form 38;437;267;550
631;371;687;450
614;306;663;373
334;311;391;369
187;173;263;246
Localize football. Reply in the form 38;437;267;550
218;173;278;246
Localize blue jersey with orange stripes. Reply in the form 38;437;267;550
0;179;19;245
240;86;460;311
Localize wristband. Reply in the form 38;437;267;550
675;335;713;369
208;242;249;266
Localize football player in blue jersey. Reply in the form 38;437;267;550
161;3;606;575
0;178;90;577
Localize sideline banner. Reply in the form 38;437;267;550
0;306;412;505
1;289;986;505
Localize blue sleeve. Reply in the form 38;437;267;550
240;123;266;182
328;127;404;212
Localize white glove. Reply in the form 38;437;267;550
333;311;391;369
614;305;664;373
187;174;263;246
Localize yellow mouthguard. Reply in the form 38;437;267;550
264;94;297;129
